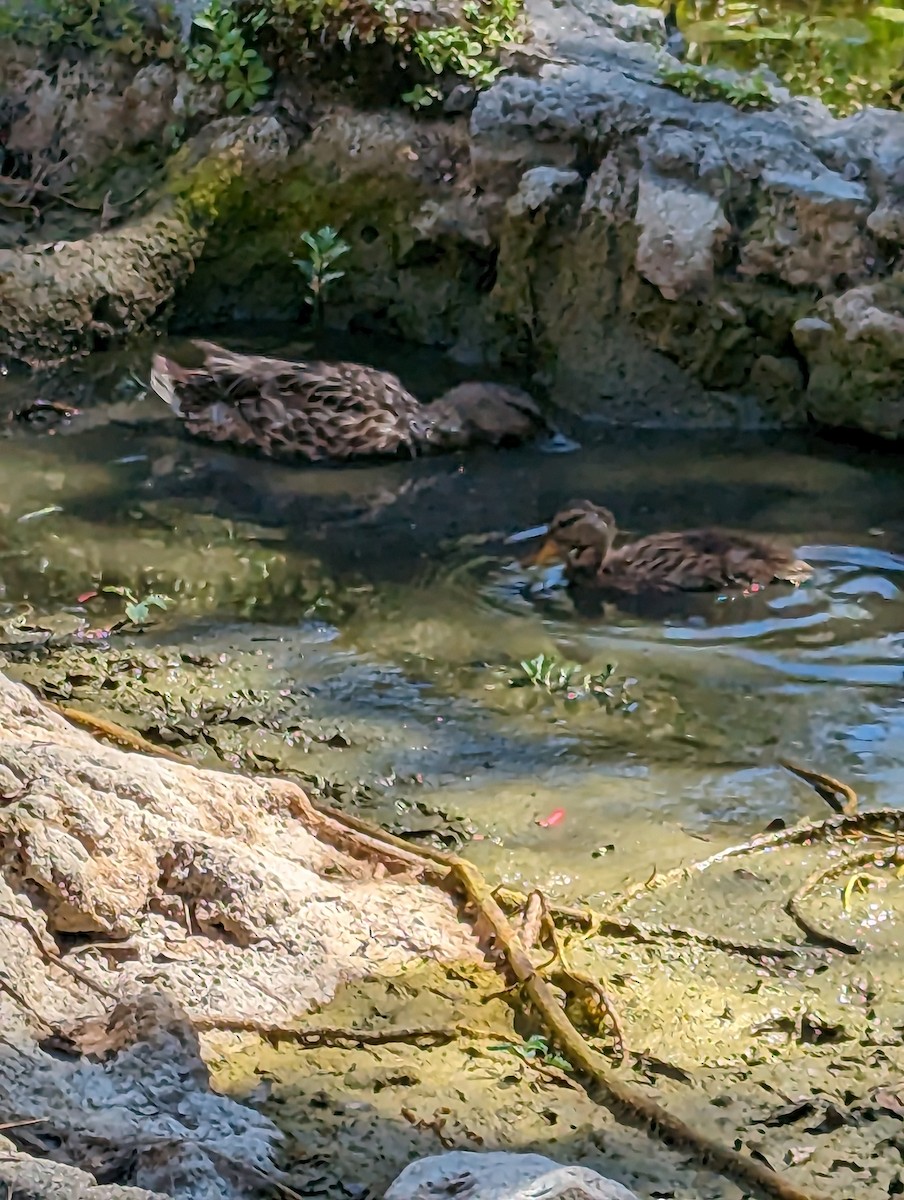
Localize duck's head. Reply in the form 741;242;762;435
524;500;618;568
419;382;550;450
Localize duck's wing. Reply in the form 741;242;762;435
602;529;810;592
187;342;423;461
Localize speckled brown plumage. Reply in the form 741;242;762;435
149;340;548;463
528;499;812;594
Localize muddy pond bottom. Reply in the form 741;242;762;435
3;334;904;905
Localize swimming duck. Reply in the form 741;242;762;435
149;340;549;463
526;500;811;594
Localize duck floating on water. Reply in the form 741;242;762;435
525;500;811;595
150;340;550;463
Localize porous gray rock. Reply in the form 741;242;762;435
384;1151;641;1200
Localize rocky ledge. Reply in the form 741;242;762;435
1;0;902;433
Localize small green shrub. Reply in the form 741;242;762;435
1;0;524;112
401;83;442;109
292;225;351;323
489;1034;573;1073
266;0;523;109
187;0;273;109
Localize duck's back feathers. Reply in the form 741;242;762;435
588;527;811;594
152;341;423;462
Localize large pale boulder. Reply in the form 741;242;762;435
384;1152;640;1200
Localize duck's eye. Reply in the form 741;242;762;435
555;512;585;532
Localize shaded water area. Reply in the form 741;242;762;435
5;330;904;1197
675;0;904;111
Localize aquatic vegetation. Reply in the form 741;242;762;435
510;653;634;710
292;226;351;324
489;1033;573;1072
100;585;171;629
658;60;777;108
674;0;904;112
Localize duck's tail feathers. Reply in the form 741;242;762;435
191;339;252;377
785;557;813;586
150;353;191;415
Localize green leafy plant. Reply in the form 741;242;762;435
404;0;519;105
102;586;171;629
292;226;351;324
266;0;523;110
672;0;904;113
658;60;776;108
401;83;443;109
187;0;273;109
0;0;175;58
489;1034;573;1072
509;654;634;710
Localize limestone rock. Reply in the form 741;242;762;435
0;668;481;1198
384;1152;640;1200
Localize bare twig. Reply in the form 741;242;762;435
495;887;808;961
779;759;859;815
786;846;902;954
606;809;904;915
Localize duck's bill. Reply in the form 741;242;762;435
522;537;563;567
504;524;549;545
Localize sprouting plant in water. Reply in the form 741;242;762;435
489;1034;573;1072
187;0;272;109
102;586;171;629
292;226;351;325
509;654;635;710
658;61;776;109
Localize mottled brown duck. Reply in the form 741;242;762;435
526;500;812;594
149;340;549;462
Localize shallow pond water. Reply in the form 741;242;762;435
674;0;904;111
7;331;904;1199
3;329;904;906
